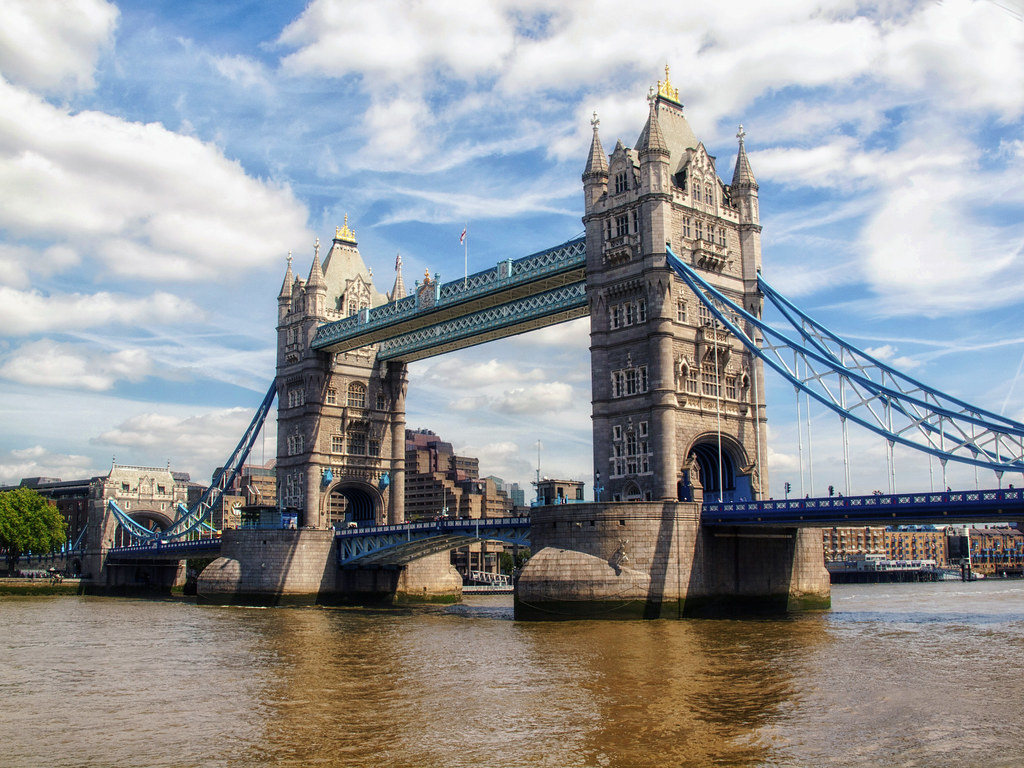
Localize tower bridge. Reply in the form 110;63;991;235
93;71;1024;616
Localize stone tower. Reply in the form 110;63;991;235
275;218;409;528
584;69;767;505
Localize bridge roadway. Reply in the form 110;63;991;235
104;488;1024;565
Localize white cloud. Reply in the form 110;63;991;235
0;286;200;336
93;407;270;471
0;0;118;93
423;358;545;388
494;381;574;414
0;339;151;391
863;344;922;372
0;445;95;486
0;76;310;283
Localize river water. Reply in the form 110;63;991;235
3;581;1024;767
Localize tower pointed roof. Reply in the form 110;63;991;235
731;125;758;189
306;238;326;290
278;252;294;300
583;112;608;177
638;90;669;155
388;252;407;302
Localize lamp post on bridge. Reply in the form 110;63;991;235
594;471;603;502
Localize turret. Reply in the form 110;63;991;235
731;125;763;283
305;238;327;318
277;252;294;323
582;112;609;212
388;252;407;302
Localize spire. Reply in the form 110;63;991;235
278;251;294;300
583;112;608;178
388;252;407;302
307;237;326;290
638;89;669;156
731;125;758;189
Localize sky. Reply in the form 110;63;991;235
1;0;1023;500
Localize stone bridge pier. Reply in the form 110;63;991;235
515;502;829;619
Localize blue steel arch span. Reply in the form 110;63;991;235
665;246;1024;476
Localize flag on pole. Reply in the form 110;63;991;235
460;226;467;245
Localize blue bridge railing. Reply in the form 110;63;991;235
702;488;1024;526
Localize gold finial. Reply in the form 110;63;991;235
335;214;357;243
656;64;680;103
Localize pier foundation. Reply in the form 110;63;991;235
514;502;830;619
196;528;462;605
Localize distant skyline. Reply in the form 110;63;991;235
1;0;1023;497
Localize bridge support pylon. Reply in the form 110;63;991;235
514;502;829;619
196;528;462;606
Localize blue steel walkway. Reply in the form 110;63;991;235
703;487;1024;526
104;489;1024;564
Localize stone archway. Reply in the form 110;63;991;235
684;435;752;504
323;480;383;529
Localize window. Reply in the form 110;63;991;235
726;376;738;400
701;363;721;397
287;433;304;456
625;302;635;325
705;184;713;205
604;219;612;241
610;305;623;329
699;303;713;327
347;428;367;455
615;171;628;193
368;439;380;457
375;391;386;410
632;208;639;233
610;422;651;477
615;214;629;237
288;327;298;345
331;435;344;453
686;367;700;394
347;382;366;408
287;387;304;408
611;365;648;398
682;218;691;239
718;227;726;245
326;388;337;405
637;299;647;323
676;299;687;323
695;220;704;241
694;185;701;203
285;472;304;506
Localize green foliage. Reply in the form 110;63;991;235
0;488;68;574
499;548;532;574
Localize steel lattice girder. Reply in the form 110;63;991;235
336;517;531;566
378;282;588;362
312;237;586;355
665;246;1024;473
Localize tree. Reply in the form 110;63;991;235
0;488;68;575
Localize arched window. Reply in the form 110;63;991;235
347;382;366;408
